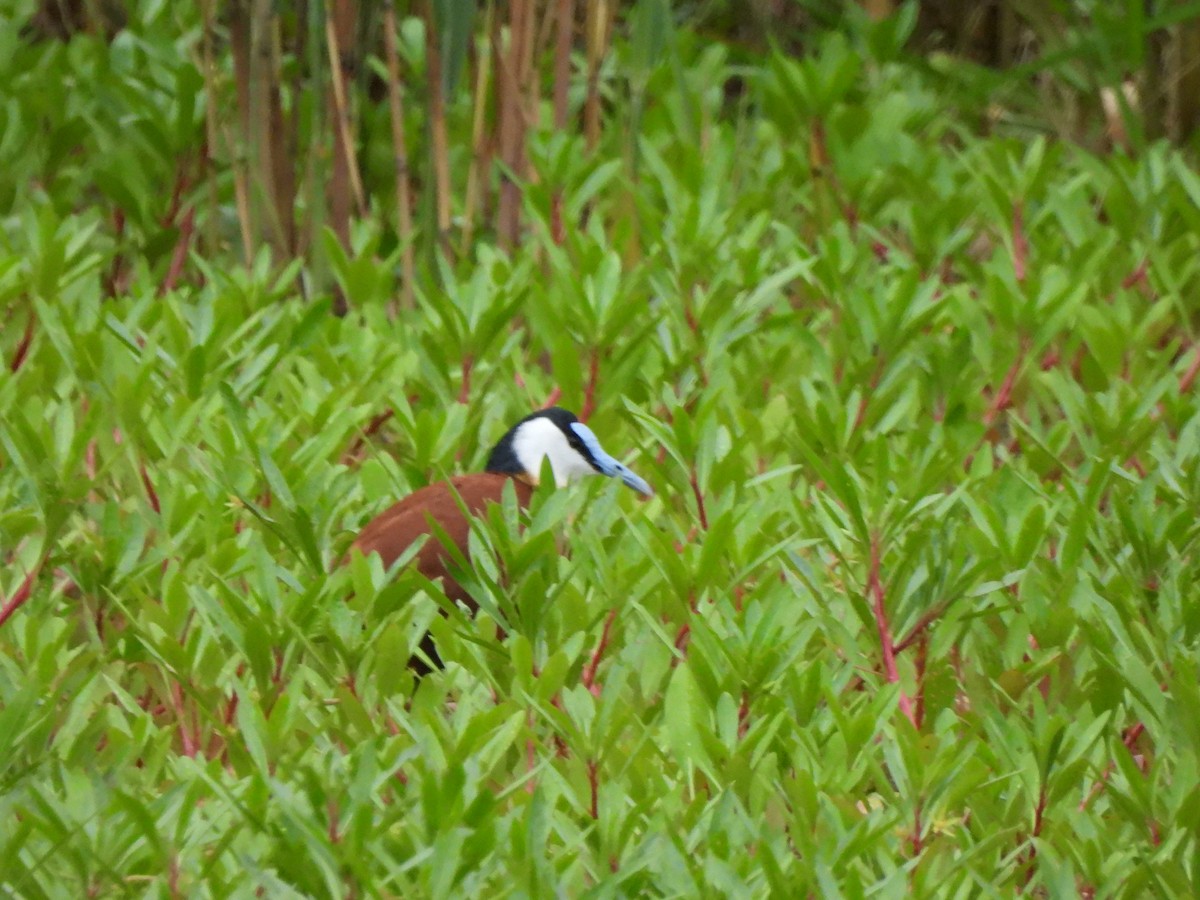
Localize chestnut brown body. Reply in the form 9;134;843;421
350;474;534;672
351;473;534;604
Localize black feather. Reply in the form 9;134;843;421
485;407;587;475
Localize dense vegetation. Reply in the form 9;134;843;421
3;1;1200;895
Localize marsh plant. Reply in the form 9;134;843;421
2;1;1200;895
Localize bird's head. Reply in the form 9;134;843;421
485;407;653;496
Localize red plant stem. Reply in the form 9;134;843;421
542;385;562;408
158;205;196;297
1079;721;1148;811
737;690;750;740
1179;345;1200;393
1121;258;1148;289
913;633;928;730
327;800;341;843
852;394;870;434
673;526;698;552
1020;784;1048;890
140;462;161;514
9;313;35;372
984;349;1025;427
853;357;886;434
552;731;570;759
220;690;240;755
155;158;194;297
342;408;396;463
523;734;537;801
672;622;690;661
683;301;698;334
582;608;617;696
893;603;949;655
85;436;97;481
551;192;566;245
689;470;708;530
164;163;191;224
809;117;858;233
588;758;599;819
171;681;198;757
868;536;917;727
103;207;127;298
0;560;44;630
1123;721;1147;754
1012;201;1028;283
362;409;396;436
580;351;599;422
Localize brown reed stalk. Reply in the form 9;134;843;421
530;0;557;124
383;0;416;310
549;0;576;245
553;0;575;130
861;0;894;20
325;0;364;314
227;125;256;266
264;13;297;256
1173;22;1200;142
483;8;503;229
298;0;326;264
583;0;613;153
461;1;496;255
199;0;221;261
228;0;257;264
250;0;293;257
425;1;453;255
496;0;535;249
325;3;367;219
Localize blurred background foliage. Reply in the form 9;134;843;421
3;0;1200;895
7;0;1200;304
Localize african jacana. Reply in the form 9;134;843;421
349;407;652;671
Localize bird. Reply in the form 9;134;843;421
348;406;652;672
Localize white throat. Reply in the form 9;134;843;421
511;418;597;486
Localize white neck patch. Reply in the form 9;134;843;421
511;417;597;486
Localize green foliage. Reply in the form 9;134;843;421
4;2;1200;896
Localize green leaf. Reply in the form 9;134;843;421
664;663;716;781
